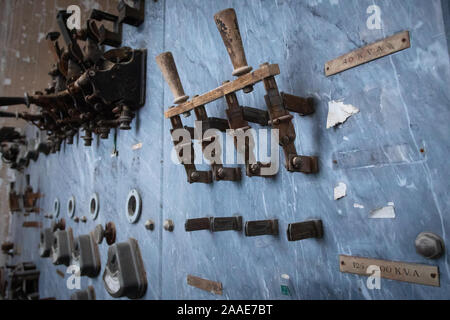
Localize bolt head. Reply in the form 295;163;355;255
190;171;200;182
81;216;87;223
145;220;155;231
250;163;260;174
292;157;302;169
415;232;445;259
164;219;174;232
243;85;254;94
281;135;291;145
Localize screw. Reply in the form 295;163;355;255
74;217;79;223
250;163;260;174
190;171;200;182
216;168;224;179
292;156;302;169
281;136;290;145
164;219;174;232
80;216;87;223
145;219;155;231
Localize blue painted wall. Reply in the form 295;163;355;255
9;0;450;299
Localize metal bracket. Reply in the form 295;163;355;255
118;0;146;27
185;216;242;232
245;219;278;237
90;9;123;47
287;219;323;241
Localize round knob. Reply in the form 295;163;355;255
94;224;105;244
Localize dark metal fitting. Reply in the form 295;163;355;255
287;220;323;242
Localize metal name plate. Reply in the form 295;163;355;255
339;255;439;287
187;275;223;295
325;31;410;76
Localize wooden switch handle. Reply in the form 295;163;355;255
155;51;189;104
214;8;252;77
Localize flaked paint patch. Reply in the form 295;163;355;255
354;203;364;209
3;78;11;85
326;101;359;129
332;143;423;169
334;182;347;200
37;32;46;43
370;204;396;219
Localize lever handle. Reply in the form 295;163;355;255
155;52;189;105
287;220;323;241
0;96;28;107
214;8;252;77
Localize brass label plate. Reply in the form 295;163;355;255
187;275;223;295
325;31;410;76
339;255;439;287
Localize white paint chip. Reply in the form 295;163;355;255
132;142;143;150
370;205;396;219
353;203;364;209
334;182;347;200
326;100;359;129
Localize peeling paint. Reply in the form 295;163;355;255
370;205;396;219
334;182;347;200
353;203;364;209
326;101;359;129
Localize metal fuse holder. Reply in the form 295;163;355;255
72;234;101;278
103;238;147;299
287;220;323;241
185;216;243;232
245;219;278;237
210;216;242;232
70;286;96;300
51;228;74;266
185;217;211;232
39;228;54;258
